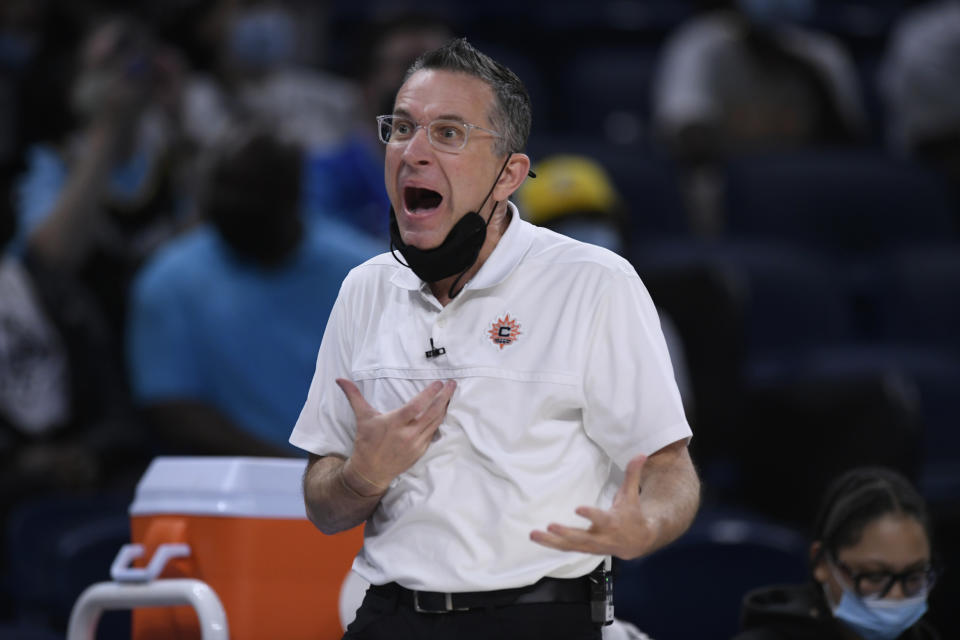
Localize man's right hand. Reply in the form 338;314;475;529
336;378;456;495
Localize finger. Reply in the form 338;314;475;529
574;506;615;529
529;528;569;550
336;378;378;420
529;526;606;555
411;384;456;448
395;380;445;423
415;380;456;425
412;420;441;455
614;454;647;503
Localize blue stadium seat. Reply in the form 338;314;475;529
614;509;808;640
641;241;859;384
528;0;695;33
469;42;551;130
794;346;960;507
4;491;132;634
552;45;660;144
873;247;960;352
723;149;958;253
811;0;907;39
55;515;131;617
527;135;689;240
0;622;64;639
629;239;748;494
716;243;856;382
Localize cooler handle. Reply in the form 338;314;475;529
110;543;191;583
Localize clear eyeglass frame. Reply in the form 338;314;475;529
376;115;502;152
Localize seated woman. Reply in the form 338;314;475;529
735;466;940;640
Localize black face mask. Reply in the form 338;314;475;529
389;208;486;283
389;156;510;296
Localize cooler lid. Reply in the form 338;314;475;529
130;456;309;518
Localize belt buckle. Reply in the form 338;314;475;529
413;591;469;613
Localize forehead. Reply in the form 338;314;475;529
394;69;495;126
838;514;930;568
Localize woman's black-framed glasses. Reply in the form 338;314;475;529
832;557;938;599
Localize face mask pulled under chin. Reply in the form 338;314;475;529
389;207;487;283
824;573;928;640
389;155;511;287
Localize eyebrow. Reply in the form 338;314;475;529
392;108;467;123
846;559;929;573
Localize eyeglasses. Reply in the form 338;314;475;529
832;558;938;599
376;115;502;152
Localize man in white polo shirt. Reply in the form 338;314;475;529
291;38;700;640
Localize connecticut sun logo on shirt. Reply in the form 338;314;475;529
487;314;522;350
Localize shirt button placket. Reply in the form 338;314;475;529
433;315;447;360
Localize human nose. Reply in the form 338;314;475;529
400;124;434;164
885;579;907;600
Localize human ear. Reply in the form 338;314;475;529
493;152;532;201
810;541;829;583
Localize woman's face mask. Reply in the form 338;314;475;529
826;563;929;640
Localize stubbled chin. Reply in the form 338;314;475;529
397;224;447;250
398;206;442;228
401;205;443;219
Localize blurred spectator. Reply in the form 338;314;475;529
302;12;452;242
735;466;941;640
126;127;379;456
352;12;454;130
515;153;693;414
516;153;627;254
880;0;960;207
0;0;89;189
11;14;189;332
180;0;359;154
0;182;149;525
0;0;46;189
652;0;866;161
651;0;867;233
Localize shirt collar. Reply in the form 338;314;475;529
389;201;535;294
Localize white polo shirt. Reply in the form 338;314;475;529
291;203;691;592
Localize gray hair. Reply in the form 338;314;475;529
404;37;532;157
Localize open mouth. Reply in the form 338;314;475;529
404;186;443;213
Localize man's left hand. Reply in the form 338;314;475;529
529;453;657;560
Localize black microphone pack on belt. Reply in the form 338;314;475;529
589;557;614;626
425;338;446;359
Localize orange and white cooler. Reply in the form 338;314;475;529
125;456;363;640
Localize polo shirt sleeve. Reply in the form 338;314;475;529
581;270;692;471
289;274;358;458
126;260;204;403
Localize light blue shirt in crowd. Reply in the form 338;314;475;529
127;215;382;453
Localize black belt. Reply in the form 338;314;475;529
369;574;591;614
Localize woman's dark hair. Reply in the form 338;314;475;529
811;466;933;565
404;37;531;156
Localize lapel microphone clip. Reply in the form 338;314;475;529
425;338;446;359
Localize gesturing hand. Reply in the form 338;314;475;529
529;454;657;560
337;378;456;495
